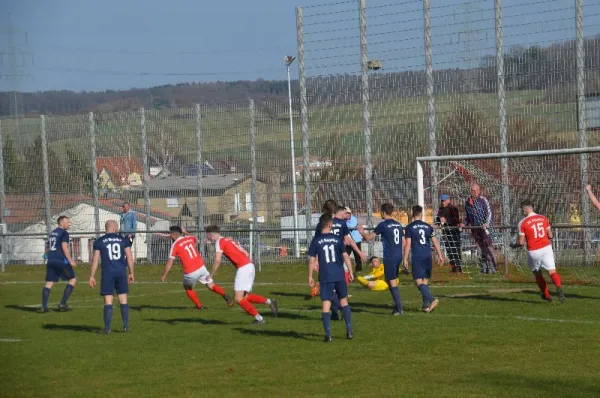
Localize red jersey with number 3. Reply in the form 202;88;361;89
518;213;551;251
215;237;251;268
169;236;204;274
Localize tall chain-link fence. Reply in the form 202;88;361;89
0;0;599;283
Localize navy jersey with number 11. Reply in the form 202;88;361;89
308;233;346;283
374;219;404;259
93;233;131;274
406;220;436;259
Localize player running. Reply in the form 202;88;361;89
510;200;565;303
89;220;135;334
161;226;233;310
205;226;278;324
308;213;354;342
38;216;77;313
403;205;444;312
359;203;405;315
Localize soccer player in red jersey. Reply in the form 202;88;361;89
161;226;233;309
205;225;278;324
510;200;565;303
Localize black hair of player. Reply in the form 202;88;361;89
412;205;423;217
169;226;183;234
57;215;69;225
521;200;534;209
381;203;394;215
322;199;338;215
336;205;347;213
318;213;333;231
369;256;379;263
205;225;220;233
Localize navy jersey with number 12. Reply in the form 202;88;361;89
308;233;346;283
47;228;70;265
405;220;436;259
374;219;404;259
93;233;131;274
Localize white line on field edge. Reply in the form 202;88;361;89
0;338;22;342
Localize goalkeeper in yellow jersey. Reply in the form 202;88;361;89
356;257;399;291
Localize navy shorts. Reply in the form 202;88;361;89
45;262;75;282
320;280;348;302
412;257;433;280
383;257;402;281
101;273;129;296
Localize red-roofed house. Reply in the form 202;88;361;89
96;157;143;190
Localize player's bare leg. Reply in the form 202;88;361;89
39;281;54;313
548;269;565;303
58;278;76;312
99;294;114;335
206;281;234;307
118;293;130;332
235;291;265;324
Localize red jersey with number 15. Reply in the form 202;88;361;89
518;213;551;251
215;238;251;268
169;236;205;274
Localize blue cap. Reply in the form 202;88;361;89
440;194;450;200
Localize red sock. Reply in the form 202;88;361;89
246;294;267;304
185;289;202;308
238;298;258;317
210;284;226;297
535;274;550;298
550;272;562;288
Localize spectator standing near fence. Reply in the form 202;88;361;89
463;183;498;274
585;185;600;212
344;207;363;273
435;194;462;274
120;202;137;245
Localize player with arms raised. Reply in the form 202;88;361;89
511;200;565;303
161;226;233;310
308;213;354;342
39;216;77;313
206;226;278;324
89;220;135;334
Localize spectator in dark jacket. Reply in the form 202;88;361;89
463;183;497;274
436;194;462;273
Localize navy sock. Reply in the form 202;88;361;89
389;286;403;312
120;304;129;329
418;284;435;303
321;312;331;336
41;287;51;309
60;284;74;305
330;295;340;315
341;305;352;334
103;305;113;330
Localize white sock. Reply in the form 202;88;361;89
255;314;263;321
265;299;271;305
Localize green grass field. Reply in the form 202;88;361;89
2;264;600;397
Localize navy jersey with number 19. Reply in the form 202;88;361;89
374;219;404;259
93;233;131;274
406;220;436;259
308;233;346;283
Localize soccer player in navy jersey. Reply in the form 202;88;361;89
38;216;77;313
403;205;444;313
89;220;135;334
359;203;405;315
308;213;354;342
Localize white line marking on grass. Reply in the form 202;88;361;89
23;290;184;308
0;338;22;342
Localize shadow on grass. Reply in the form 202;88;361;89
42;324;102;333
522;290;600;301
233;327;322;340
272;311;312;320
5;305;41;313
270;291;315;301
442;294;542;304
145;317;229;326
466;372;600;396
130;305;191;312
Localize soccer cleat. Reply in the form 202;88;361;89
123;328;130;333
58;304;72;312
253;318;265;325
193;306;205;311
224;295;234;307
269;299;279;317
37;307;49;313
421;302;431;312
541;294;553;303
324;335;333;343
346;332;354;340
557;288;565;304
392;310;404;316
425;299;439;313
97;328;111;335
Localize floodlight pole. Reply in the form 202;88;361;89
286;56;301;258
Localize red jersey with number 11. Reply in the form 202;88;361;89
169;236;205;274
215;238;251;268
518;213;551;251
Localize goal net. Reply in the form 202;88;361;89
417;147;600;285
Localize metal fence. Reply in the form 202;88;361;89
0;0;599;280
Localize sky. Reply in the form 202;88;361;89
0;0;598;93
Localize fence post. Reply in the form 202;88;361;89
89;112;100;238
40;115;52;235
140;108;152;263
495;0;511;273
575;0;591;266
423;0;438;220
359;0;374;256
195;104;205;257
249;99;260;271
297;6;312;245
0;120;6;273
